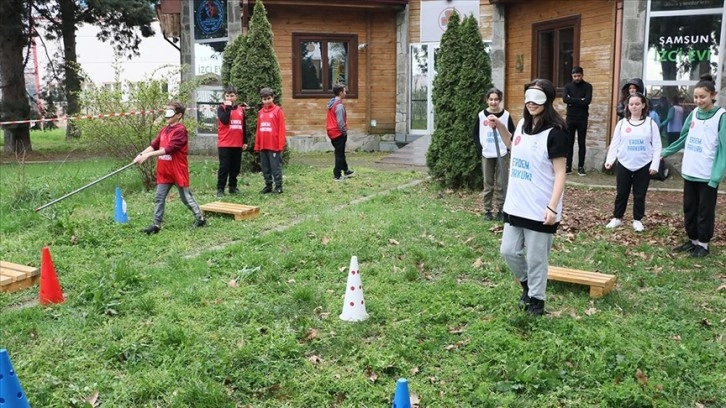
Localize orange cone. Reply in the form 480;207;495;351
39;246;64;305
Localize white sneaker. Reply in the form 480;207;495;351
605;218;622;229
632;220;644;232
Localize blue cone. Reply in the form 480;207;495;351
114;187;129;224
0;349;31;408
392;378;411;408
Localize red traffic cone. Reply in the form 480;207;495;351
39;246;64;305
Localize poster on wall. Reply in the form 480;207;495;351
194;0;228;41
645;14;721;82
420;0;479;43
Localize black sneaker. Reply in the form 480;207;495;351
518;281;530;311
260;185;273;194
273;186;283;194
193;218;207;227
483;211;494;221
216;189;225;198
229;187;239;195
526;298;545;316
343;170;356;178
142;225;160;235
690;245;709;258
672;241;696;253
578;167;586;176
566;168;573;175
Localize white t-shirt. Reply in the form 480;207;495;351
605;117;662;172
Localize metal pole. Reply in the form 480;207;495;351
35;162;136;212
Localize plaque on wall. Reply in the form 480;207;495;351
194;0;228;40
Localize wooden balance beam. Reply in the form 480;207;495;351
548;266;616;298
199;202;260;221
0;261;40;294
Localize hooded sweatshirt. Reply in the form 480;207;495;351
326;97;347;139
617;78;645;119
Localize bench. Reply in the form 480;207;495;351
0;261;40;293
200;202;260;221
548;266;616;298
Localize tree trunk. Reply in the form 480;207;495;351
0;0;32;154
59;0;81;140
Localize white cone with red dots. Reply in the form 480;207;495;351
339;256;369;322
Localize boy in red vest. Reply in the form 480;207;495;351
254;88;286;194
134;102;205;234
326;84;355;181
216;86;247;198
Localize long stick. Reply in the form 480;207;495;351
492;128;506;188
35;162;136;212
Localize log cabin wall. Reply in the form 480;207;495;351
262;6;398;144
504;0;617;169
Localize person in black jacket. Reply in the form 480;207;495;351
616;78;645;120
563;66;593;176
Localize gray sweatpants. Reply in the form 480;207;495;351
500;223;554;301
153;183;203;226
259;150;283;188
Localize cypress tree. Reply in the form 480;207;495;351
427;13;494;190
226;0;284;170
426;12;463;187
454;15;494;189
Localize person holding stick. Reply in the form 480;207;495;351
499;79;568;316
472;88;515;222
134;102;206;234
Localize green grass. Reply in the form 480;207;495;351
1;152;724;407
0;129;91;154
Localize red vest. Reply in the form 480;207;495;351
327;100;347;139
217;106;245;147
154;124;190;187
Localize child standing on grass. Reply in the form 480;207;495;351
216;86;247;198
661;74;726;258
472;88;515;222
499;79;568;317
327;83;355;181
604;93;662;232
134;102;205;235
254;88;286;194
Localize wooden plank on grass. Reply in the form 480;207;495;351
200;202;260;221
1;261;40;293
548;266;616;298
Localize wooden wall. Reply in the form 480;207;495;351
504;0;616;152
265;7;397;137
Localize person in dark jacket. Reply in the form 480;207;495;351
563;66;593;176
616;78;645;120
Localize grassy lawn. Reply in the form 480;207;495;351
1;151;724;407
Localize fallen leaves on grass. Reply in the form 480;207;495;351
303;328;319;342
635;368;649;387
364;366;378;382
388;238;400;245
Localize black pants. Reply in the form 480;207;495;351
667;132;680;146
330;134;349;178
259;150;283;188
613;162;651;220
217;147;242;191
566;119;588;170
683;180;718;243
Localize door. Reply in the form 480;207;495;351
409;43;439;136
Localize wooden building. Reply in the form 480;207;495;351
160;0;725;168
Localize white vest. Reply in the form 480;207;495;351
682;108;725;180
478;110;509;158
503;119;563;222
609;118;661;172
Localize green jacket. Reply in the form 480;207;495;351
662;106;726;188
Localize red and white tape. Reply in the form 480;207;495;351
0;105;223;126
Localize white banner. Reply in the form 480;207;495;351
420;0;480;43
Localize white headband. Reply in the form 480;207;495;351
524;88;547;105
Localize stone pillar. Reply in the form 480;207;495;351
490;4;506;97
395;5;410;143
